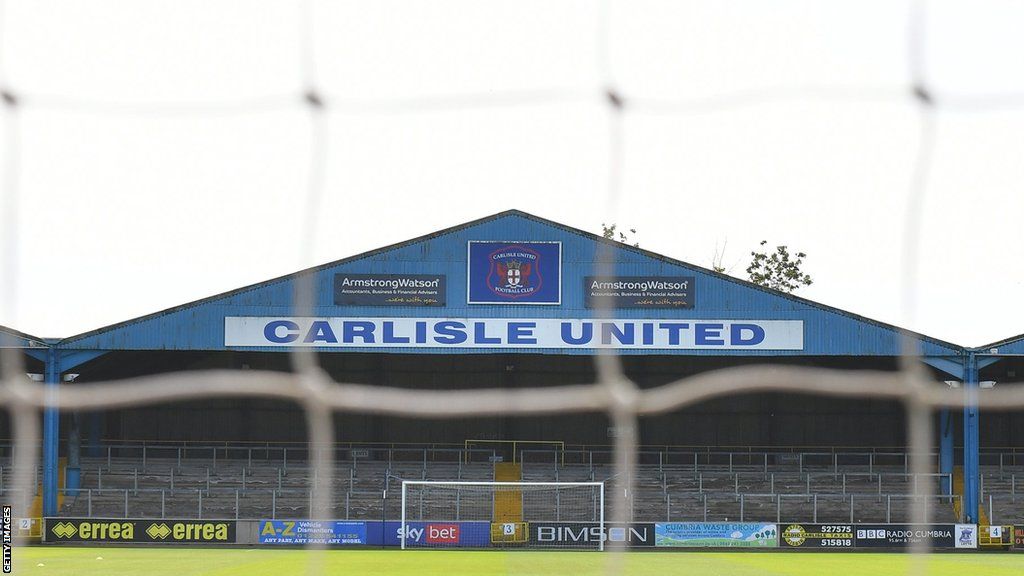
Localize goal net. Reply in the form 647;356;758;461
400;481;605;550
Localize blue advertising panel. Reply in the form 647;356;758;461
258;520;366;545
467;241;561;305
655;523;778;547
365;521;491;547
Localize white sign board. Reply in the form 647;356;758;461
224;317;804;350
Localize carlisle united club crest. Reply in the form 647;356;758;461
487;245;542;299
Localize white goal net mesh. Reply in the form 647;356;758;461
1;1;1023;575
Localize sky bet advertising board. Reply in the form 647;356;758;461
372;522;491;547
655;523;778;547
467;241;561;305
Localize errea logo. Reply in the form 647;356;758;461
52;522;77;539
146;523;171;540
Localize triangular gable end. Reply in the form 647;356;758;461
60;209;961;357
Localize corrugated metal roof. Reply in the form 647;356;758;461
58;209;963;356
0;324;46;348
976;333;1024;354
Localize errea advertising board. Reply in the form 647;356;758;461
225;318;804;350
46;518;235;544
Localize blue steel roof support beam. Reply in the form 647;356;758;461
921;357;964;378
42;347;59;517
962;351;980;523
40;348;105;517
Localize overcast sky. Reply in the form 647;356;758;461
1;0;1023;347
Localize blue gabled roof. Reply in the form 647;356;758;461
0;324;46;349
976;333;1024;355
59;209;962;356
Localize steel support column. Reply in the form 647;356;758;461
963;352;980;523
42;348;60;516
939;408;953;496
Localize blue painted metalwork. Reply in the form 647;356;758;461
922;357;964;378
39;348;106;517
0;324;46;349
977;332;1024;355
59;210;962;358
59;350;105;371
939;409;953;495
962;352;980;522
42;347;59;516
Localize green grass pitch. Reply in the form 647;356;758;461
13;547;1024;575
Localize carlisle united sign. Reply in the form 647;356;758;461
467;241;561;305
224;317;804;350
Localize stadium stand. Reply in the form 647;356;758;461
2;444;1018;524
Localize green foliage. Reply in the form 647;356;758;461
746;240;813;293
600;223;639;247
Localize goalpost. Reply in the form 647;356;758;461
400;481;605;550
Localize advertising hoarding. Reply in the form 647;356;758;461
334;274;446;307
655;523;778;547
853;524;976;549
584;276;695;309
258;521;366;545
528;523;655;547
780;524;854;548
46;518;235;544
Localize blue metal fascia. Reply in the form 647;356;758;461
57;210;963;357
